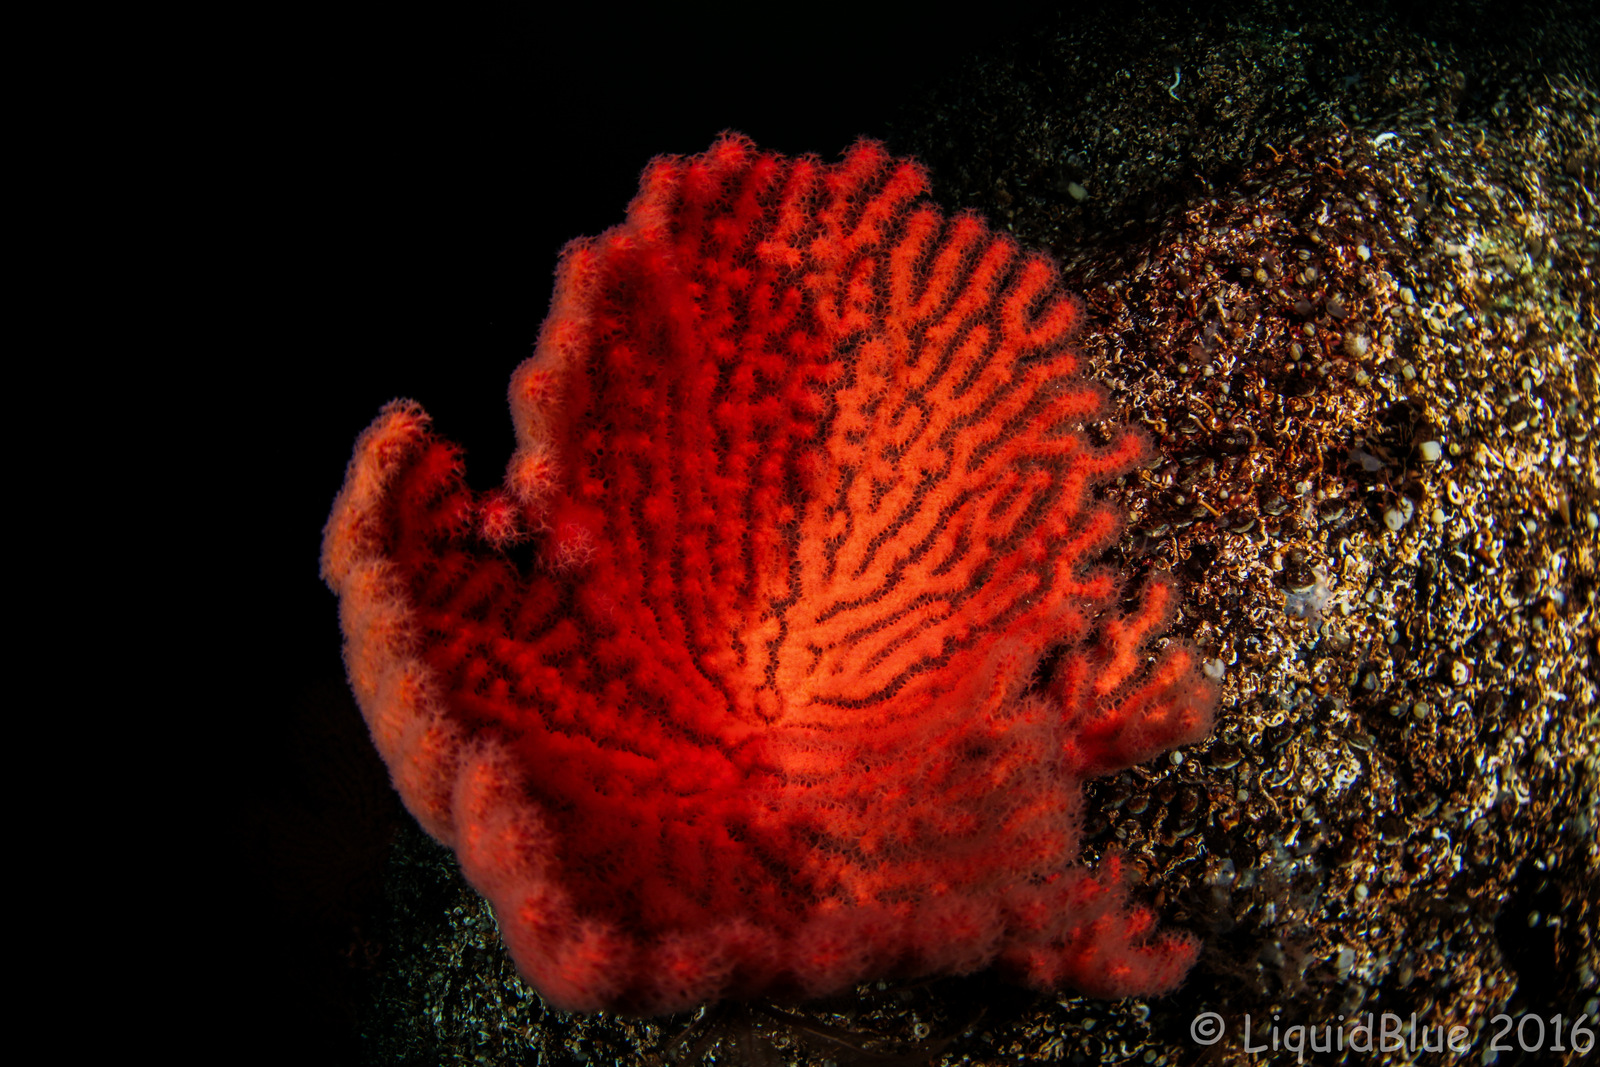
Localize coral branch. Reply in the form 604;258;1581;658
322;133;1216;1013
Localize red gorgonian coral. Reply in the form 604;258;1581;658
322;134;1217;1014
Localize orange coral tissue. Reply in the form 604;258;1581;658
321;134;1218;1014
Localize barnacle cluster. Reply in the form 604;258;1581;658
889;2;1599;1063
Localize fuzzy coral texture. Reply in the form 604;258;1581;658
321;134;1217;1014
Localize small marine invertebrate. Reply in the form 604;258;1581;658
322;135;1217;1013
1284;566;1335;627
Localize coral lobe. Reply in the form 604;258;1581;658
322;134;1216;1013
